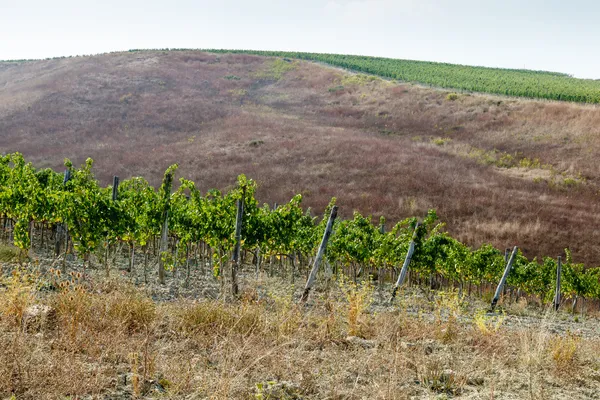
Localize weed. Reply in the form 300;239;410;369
0;244;19;262
434;290;464;343
173;301;262;337
338;276;374;337
53;278;91;341
505;297;529;315
119;93;134;103
496;152;515;168
481;291;495;304
519;312;555;397
105;289;156;333
340;74;379;87
268;289;302;338
249;139;264;147
562;177;579;187
418;360;465;395
253;58;297;80
431;137;452;146
473;308;505;335
519;157;542;169
255;380;302;399
0;267;36;327
328;85;345;93
228;88;247;98
550;331;580;373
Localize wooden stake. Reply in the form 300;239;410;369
503;248;510;297
158;211;168;285
231;196;244;297
554;256;562;311
129;242;135;275
143;245;149;284
378;222;385;288
390;222;420;301
62;225;69;274
112;176;120;201
158;170;174;285
255;247;261;279
491;246;518;311
55;169;71;259
300;205;338;303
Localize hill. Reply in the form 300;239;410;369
1;50;600;264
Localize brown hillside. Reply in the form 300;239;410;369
1;50;600;264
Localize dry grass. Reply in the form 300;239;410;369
0;244;19;263
3;51;600;265
1;268;600;399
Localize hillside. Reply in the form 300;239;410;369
2;50;600;264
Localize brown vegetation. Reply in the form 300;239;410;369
2;51;600;264
1;266;600;399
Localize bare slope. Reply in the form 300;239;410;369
1;50;600;264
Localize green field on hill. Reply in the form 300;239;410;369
184;49;598;104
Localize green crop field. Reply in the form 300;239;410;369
196;49;600;103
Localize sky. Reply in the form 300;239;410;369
1;0;599;78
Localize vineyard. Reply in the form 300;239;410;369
126;48;600;103
4;48;600;400
2;152;600;310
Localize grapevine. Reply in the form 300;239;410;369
1;153;599;307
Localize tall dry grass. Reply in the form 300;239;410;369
1;268;599;399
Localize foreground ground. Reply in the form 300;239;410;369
1;256;599;399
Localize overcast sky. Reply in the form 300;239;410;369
2;0;598;78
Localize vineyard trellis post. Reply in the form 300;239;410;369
104;176;120;277
158;169;175;285
57;169;71;273
554;256;562;311
378;221;385;289
231;193;244;297
503;248;510;298
300;205;338;303
159;211;168;284
112;176;119;201
55;170;70;258
254;247;260;279
491;246;518;311
390;222;420;302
